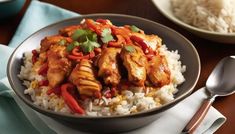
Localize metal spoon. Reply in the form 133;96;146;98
183;56;235;134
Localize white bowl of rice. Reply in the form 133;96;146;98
152;0;235;44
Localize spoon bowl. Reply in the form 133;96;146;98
183;56;235;133
206;56;235;96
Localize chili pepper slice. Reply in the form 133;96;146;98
130;35;150;54
32;49;39;64
72;47;83;56
61;83;85;114
47;86;61;96
94;91;102;99
108;35;125;48
96;19;109;24
85;19;102;35
38;63;48;76
38;80;49;87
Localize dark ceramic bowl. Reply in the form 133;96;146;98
7;14;200;133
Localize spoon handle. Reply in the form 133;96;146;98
182;96;215;134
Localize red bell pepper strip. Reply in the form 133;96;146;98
47;86;61;96
61;83;85;114
72;47;83;56
38;80;49;87
68;50;95;62
110;87;118;97
111;26;132;44
94;47;102;54
130;35;151;54
85;19;102;35
38;63;48;76
108;35;125;48
32;49;39;64
96;19;109;24
94;91;102;99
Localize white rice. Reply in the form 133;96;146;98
18;45;186;116
171;0;235;33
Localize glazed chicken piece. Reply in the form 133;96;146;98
47;45;72;88
69;59;102;96
147;55;171;87
59;25;82;37
97;48;121;86
131;32;162;51
120;45;147;86
40;35;72;52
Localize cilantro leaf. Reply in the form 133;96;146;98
124;46;135;53
66;44;75;52
130;25;140;32
101;28;114;43
66;41;80;52
58;39;67;45
72;29;98;42
72;29;87;40
80;37;100;53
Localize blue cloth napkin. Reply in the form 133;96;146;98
0;0;78;133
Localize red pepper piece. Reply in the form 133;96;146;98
80;95;89;101
146;54;154;61
46;86;61;96
38;80;49;87
103;89;112;98
72;47;83;56
108;35;125;48
94;91;102;99
32;49;39;64
105;93;112;98
96;19;109;24
130;35;150;54
61;83;85;114
38;63;48;76
111;26;132;44
94;47;102;54
46;89;54;95
110;87;118;97
85;19;102;35
89;51;95;59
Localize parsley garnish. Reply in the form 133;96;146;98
70;29;100;53
72;29;98;42
130;25;140;33
101;28;114;43
58;39;67;45
124;46;135;53
66;41;80;52
80;37;100;53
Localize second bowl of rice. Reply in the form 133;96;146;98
152;0;235;44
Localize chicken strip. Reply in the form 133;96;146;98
97;48;121;86
69;59;102;96
120;45;147;86
47;45;72;87
147;55;171;87
40;35;72;52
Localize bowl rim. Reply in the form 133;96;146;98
7;13;201;119
152;0;235;36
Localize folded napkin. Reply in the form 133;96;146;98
0;0;226;134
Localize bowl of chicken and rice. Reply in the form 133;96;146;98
7;14;200;133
